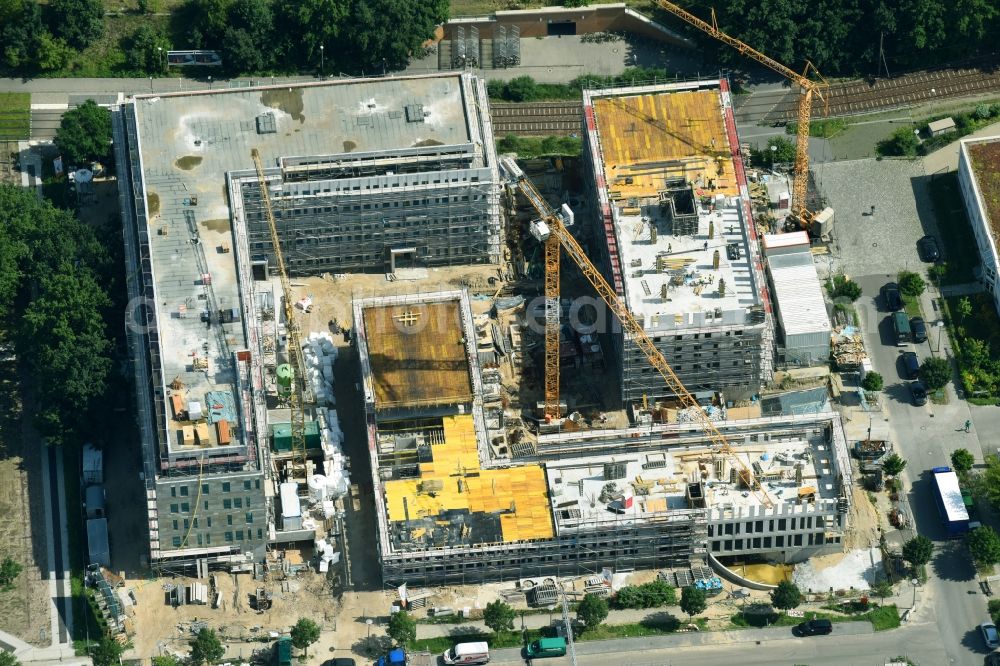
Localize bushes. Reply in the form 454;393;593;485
877;127;920;157
495;135;582;159
611;580;676;609
488;67;673;102
861;371;883;392
829;275;862;301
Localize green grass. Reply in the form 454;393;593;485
729;605;899;631
902;293;923;319
410;614;703;653
928;173;978;285
0;93;30;140
496;135;582;158
786;118;849;138
410;630;542;654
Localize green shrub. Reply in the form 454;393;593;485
877;127;920;157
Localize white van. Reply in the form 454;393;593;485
442;641;490;665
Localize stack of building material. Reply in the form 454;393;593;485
303;332;338;406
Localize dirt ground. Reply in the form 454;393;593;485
844;477;884;551
127;570;343;659
0;358;54;645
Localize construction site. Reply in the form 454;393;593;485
104;38;873;656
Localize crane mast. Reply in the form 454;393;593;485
653;0;828;225
501;158;772;507
251;149;309;478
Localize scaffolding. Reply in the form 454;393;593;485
233;147;500;275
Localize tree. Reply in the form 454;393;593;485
0;650;20;666
219;0;274;73
902;535;934;568
898;270;926;297
182;0;233;48
957;296;973;324
831;275;862;301
49;0;104;49
877;127;920;157
36;32;74;71
951;448;976;474
576;593;609;630
151;657;181;666
680;586;707;619
765;136;796;164
54;100;112;165
0;556;22;588
0;0;45;70
861;371;884;392
968;526;1000;566
882;453;907;477
920;356;951;390
482;599;515;635
124;24;170;74
330;0;449;75
386;610;416;645
770;580;803;610
870;580;893;602
91;636;126;666
290;617;321;657
189;627;225;666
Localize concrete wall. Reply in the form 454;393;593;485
959;139;1000;313
708;499;844;564
446;4;692;45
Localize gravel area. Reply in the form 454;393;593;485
814;158;933;279
792;547;882;593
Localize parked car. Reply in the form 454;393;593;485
881;282;902;311
794;619;833;636
524;638;568;659
911;317;927;343
902;351;920;380
918;235;941;262
322;660;357;666
909;382;928;406
982;622;1000;649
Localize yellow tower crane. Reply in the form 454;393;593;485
251;149;309;479
501;158;772;507
654;0;828;227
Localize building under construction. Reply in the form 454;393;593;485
581;79;773;406
356;291;851;586
112;72;500;570
230;77;501;275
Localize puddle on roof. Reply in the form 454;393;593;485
200;218;230;233
412;139;443;148
343;140;357;152
261;88;305;123
147;191;160;215
175;155;203;170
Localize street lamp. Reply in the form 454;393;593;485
208;75;213;90
157;46;163;73
770;144;777;171
365;618;374;656
320;45;324;76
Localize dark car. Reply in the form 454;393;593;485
918;235;941;262
902;351;920;380
881;282;902;311
909;382;928;406
911;317;927;343
322;660;357;666
795;619;833;636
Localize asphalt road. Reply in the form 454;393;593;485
487;620;949;665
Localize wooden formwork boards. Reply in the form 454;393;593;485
384;415;555;542
593;90;739;200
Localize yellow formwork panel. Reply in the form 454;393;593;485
593;90;739;201
383;415;555;542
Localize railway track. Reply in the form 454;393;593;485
763;59;1000;121
490;102;583;136
492;59;1000;134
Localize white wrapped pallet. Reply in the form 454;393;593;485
322;500;335;519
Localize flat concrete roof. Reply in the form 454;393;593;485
131;74;478;453
588;81;758;330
